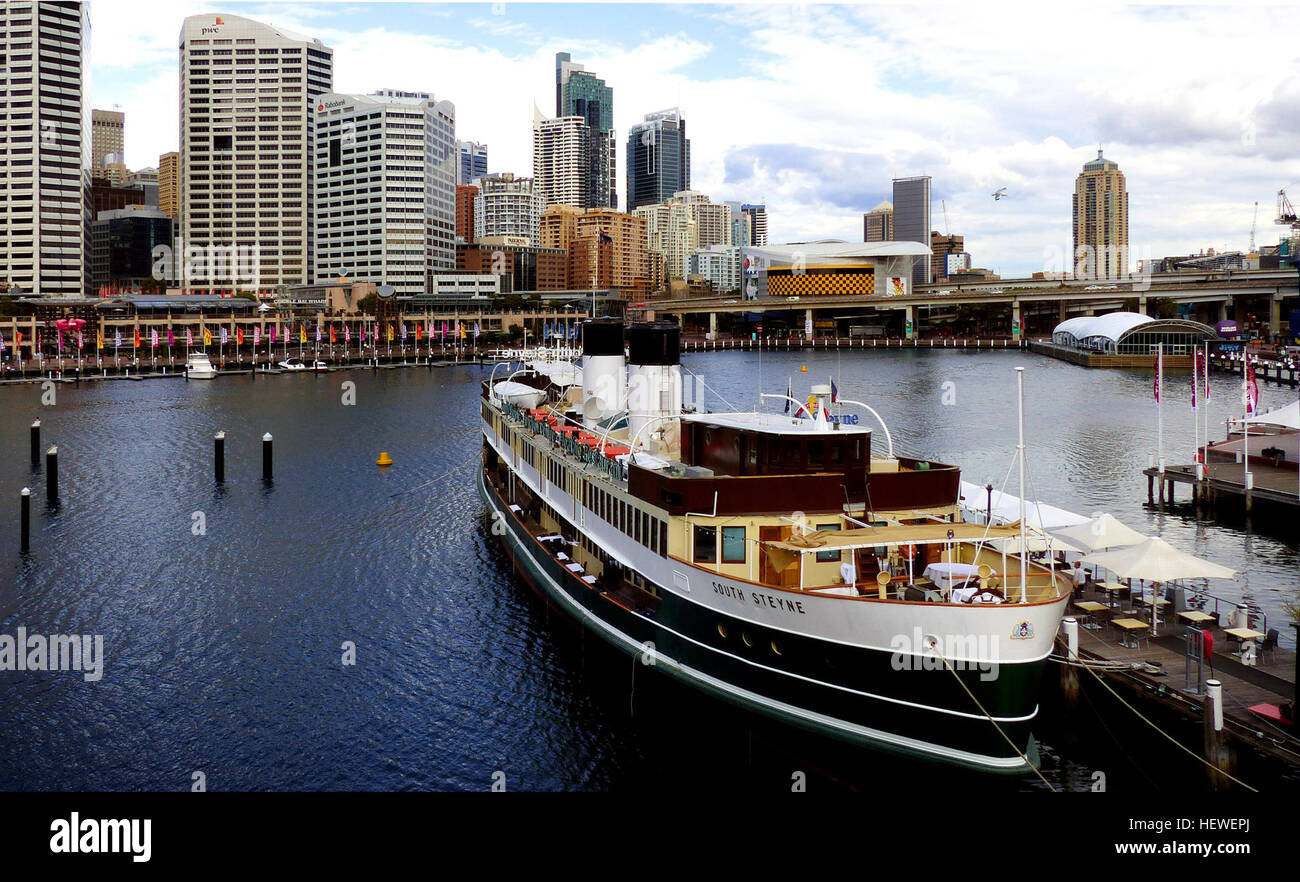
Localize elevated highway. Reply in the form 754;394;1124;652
636;268;1299;338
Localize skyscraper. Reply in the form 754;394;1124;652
179;13;333;294
458;140;487;185
556;52;616;208
1072;149;1129;279
0;1;90;298
313;90;456;294
158;151;180;221
625;108;689;211
891;177;931;286
930;231;964;283
91;108;124;172
863;201;893;242
533;109;590;208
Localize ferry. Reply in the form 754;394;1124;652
478;319;1072;773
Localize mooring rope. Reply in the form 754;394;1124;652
1054;635;1259;792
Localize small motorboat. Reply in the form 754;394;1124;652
308;360;329;373
185;353;218;379
278;357;307;371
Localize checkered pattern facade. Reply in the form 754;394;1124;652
767;266;875;298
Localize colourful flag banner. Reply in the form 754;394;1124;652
1246;354;1259;414
115;329;122;349
167;327;175;347
204;327;212;346
236;327;244;345
220;327;228;346
253;326;261;346
151;328;159;348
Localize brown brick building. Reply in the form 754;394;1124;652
457;242;567;292
456;184;478;243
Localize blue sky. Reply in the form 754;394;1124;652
89;1;1300;276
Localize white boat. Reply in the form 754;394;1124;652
278;357;307;371
308;360;329;373
491;380;547;409
184;353;217;379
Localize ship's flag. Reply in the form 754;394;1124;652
831;379;839;404
784;377;791;414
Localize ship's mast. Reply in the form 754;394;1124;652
1017;366;1027;603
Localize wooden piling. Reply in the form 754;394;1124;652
20;488;30;553
30;419;40;468
262;432;273;483
1203;680;1232;790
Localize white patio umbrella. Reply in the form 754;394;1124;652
1049;513;1146;553
1080;536;1236;629
990;525;1084;555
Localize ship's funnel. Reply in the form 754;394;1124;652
581;319;625;427
627;322;683;446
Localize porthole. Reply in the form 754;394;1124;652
770;640;783;656
717;623;728;639
742;632;753;648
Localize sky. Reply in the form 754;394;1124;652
88;0;1300;277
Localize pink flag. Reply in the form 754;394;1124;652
1153;348;1161;403
1246;354;1259;414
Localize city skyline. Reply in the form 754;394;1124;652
90;1;1300;277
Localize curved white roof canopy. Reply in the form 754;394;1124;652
1052;311;1154;344
753;241;932;262
1242;400;1300;430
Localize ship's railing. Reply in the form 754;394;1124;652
499;399;627;482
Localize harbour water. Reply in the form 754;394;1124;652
1;349;1296;791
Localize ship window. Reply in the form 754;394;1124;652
815;523;841;561
785;439;800;467
717;624;728;639
640;512;649;546
660;522;668;555
770;640;783;656
721;526;746;563
693;525;717;563
808;440;824;469
633;508;641;543
829;440;843;465
742;632;754;648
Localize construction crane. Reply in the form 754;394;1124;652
1249;201;1258;252
941;200;951;236
1276;185;1299;231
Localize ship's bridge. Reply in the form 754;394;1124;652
676;411;871;478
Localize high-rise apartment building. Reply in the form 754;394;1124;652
626;108;689;211
91;108;124;172
474;173;543;245
570;209;648;293
891;177;931;286
556;52;615;208
458;140;487;185
1072;149;1129;279
0;1;90;298
930;231;964;283
158;151;180;221
179;13;333;294
533;109;590;208
539;203;585;252
313;90;456;295
455;184;478;243
636;192;730;280
863;200;893;242
741;203;767;246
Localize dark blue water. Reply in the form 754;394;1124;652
1;350;1295;791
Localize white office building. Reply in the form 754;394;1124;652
473;173;542;245
179;13;333;294
0;1;90;298
532;108;589;208
313;90;456;295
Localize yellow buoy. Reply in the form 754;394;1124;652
376;451;393;467
800;365;808;372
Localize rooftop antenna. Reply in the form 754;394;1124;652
1249;201;1258;252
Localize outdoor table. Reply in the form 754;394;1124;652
1111;617;1151;649
1226;627;1266;665
1074;600;1109;630
565;562;583;573
508;504;522;513
581;575;597;585
555;552;569;561
1177;610;1214;625
1097;582;1127;608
